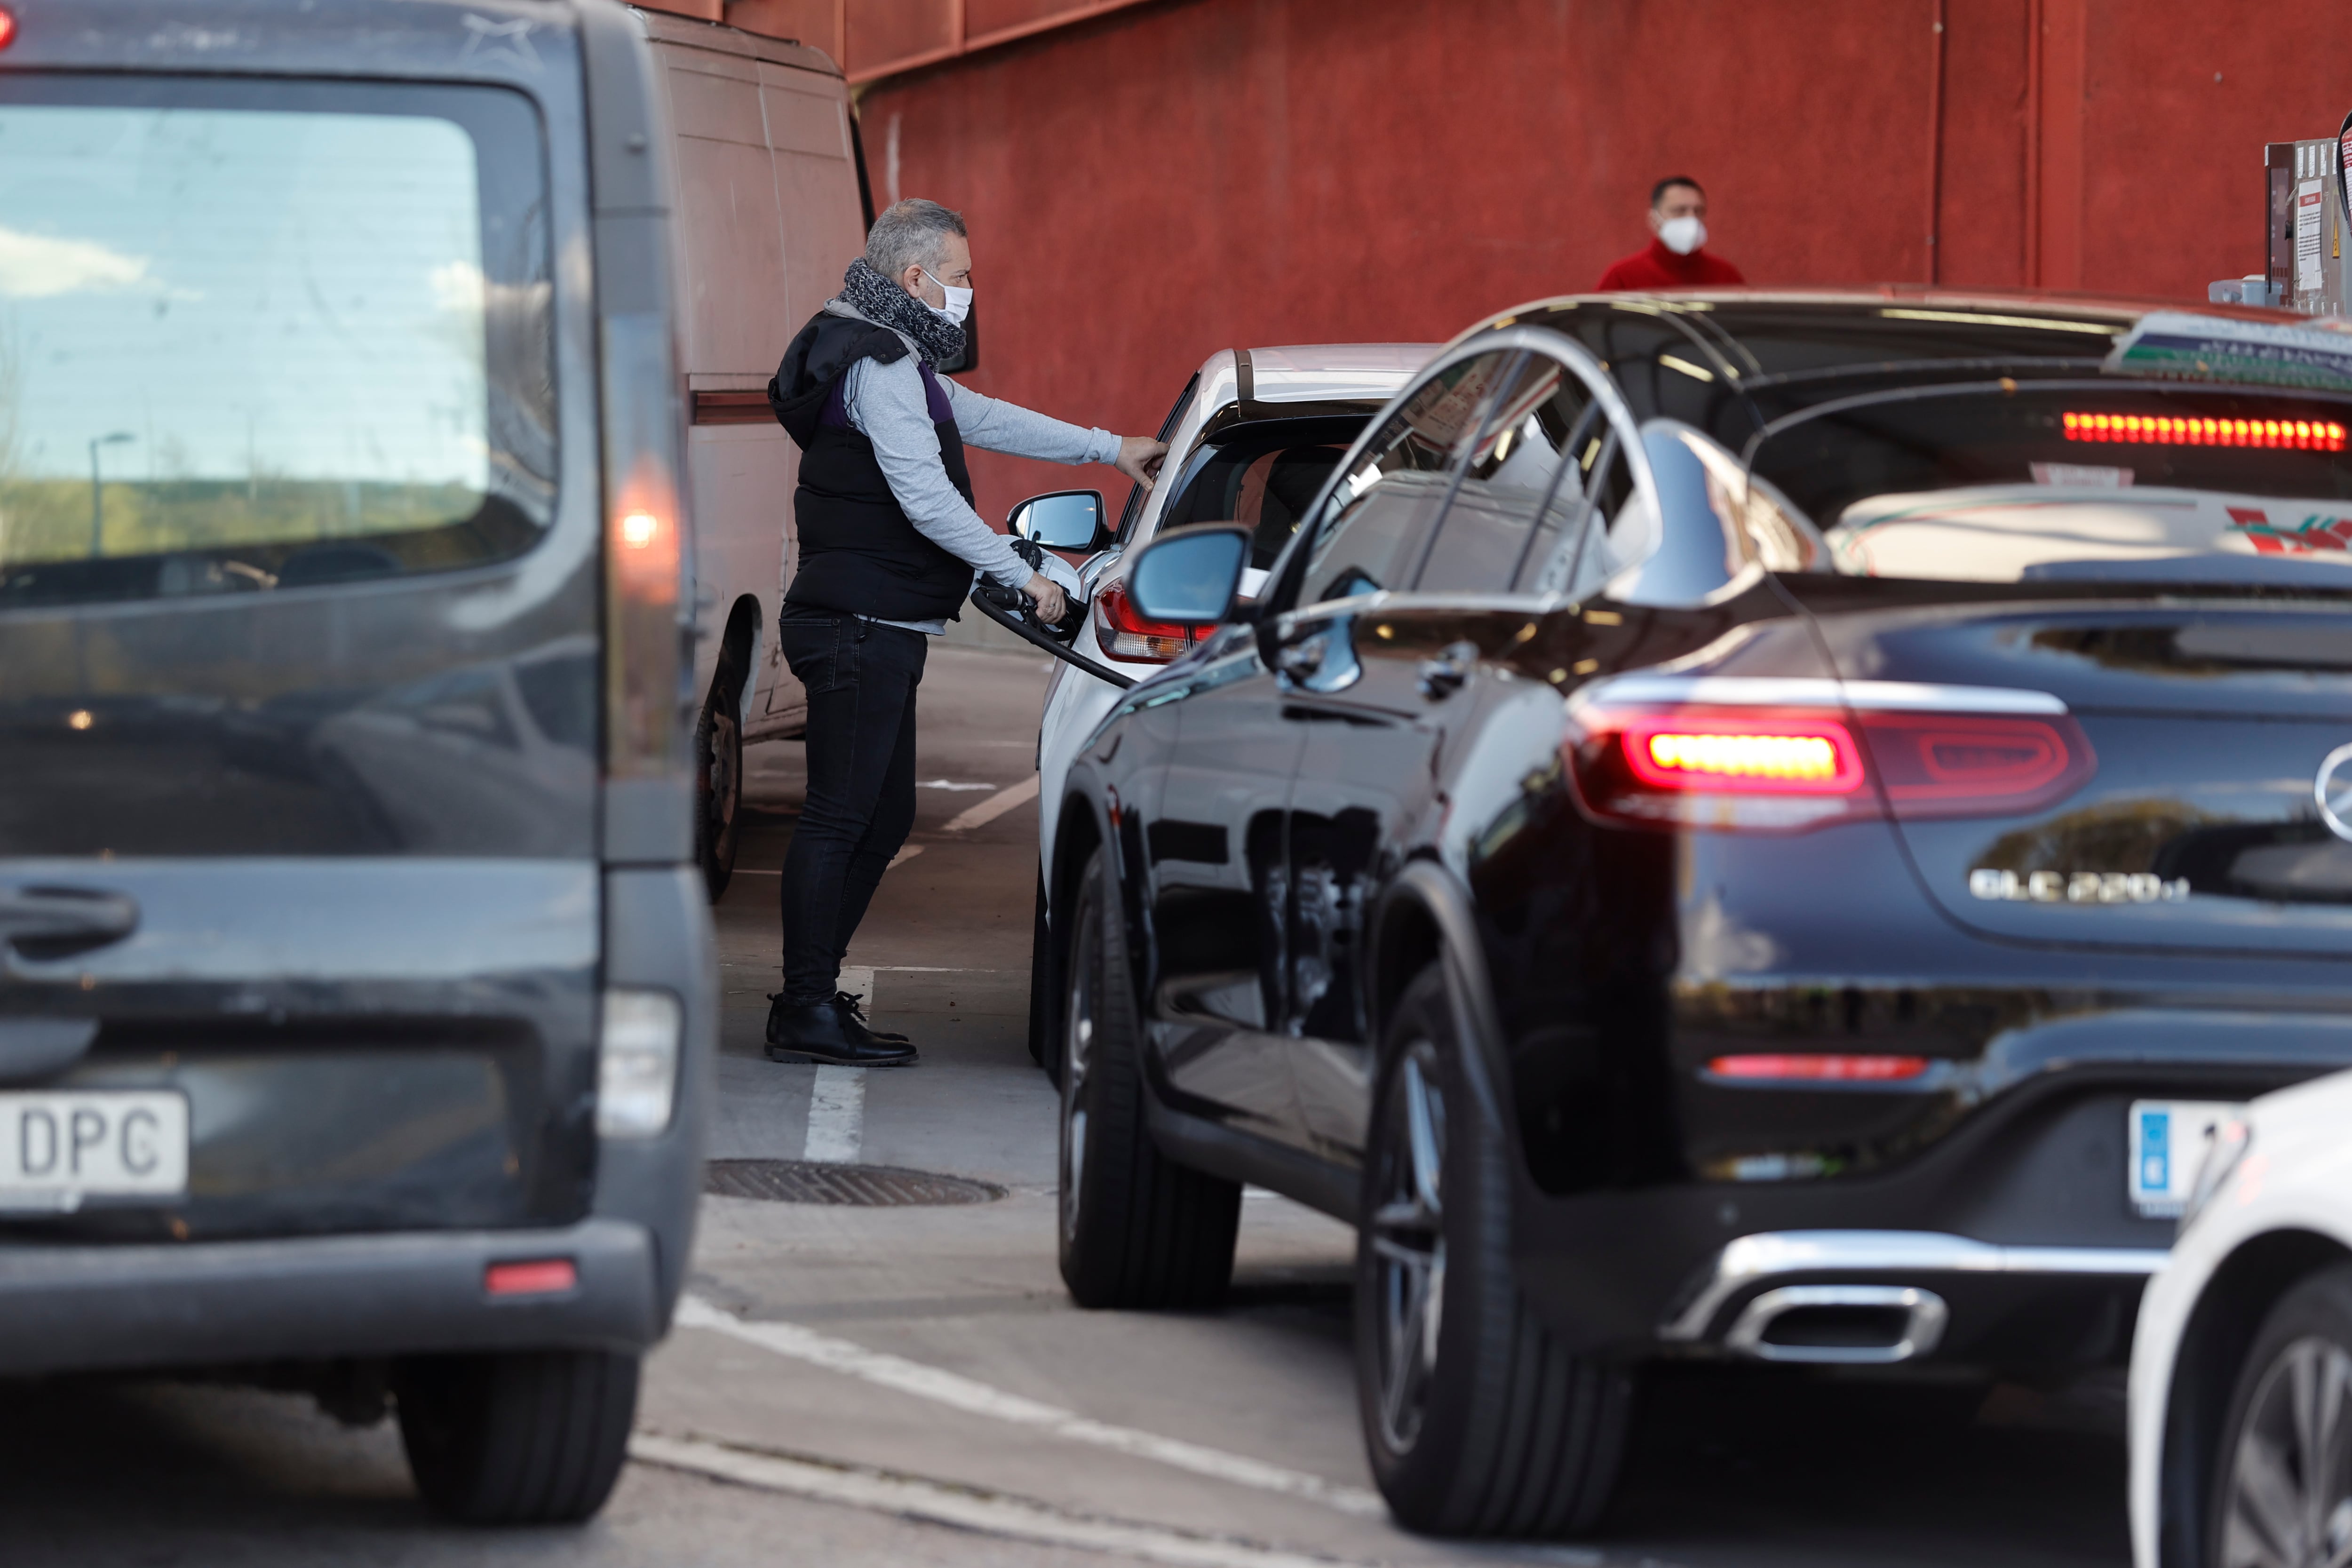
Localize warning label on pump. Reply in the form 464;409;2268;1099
2298;178;2326;293
2108;310;2352;391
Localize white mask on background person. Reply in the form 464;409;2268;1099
1658;215;1707;256
921;267;973;325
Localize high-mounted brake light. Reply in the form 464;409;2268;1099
2063;411;2348;451
1568;700;2094;832
1707;1054;1931;1082
1096;579;1197;664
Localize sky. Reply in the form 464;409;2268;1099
0;105;488;489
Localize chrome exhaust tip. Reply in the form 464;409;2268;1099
1722;1284;1950;1365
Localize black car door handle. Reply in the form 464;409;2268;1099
0;886;140;961
1417;641;1478;700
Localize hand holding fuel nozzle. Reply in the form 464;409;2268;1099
1022;573;1067;625
1008;537;1089;643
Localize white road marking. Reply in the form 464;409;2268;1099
629;1433;1380;1568
797;967;872;1162
886;844;925;869
672;1295;1386;1518
802;1069;865;1162
943;773;1040;833
916;779;1000;790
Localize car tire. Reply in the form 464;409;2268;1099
1356;963;1634;1538
1029;868;1055;1080
394;1348;639;1525
2206;1261;2352;1567
1057;845;1240;1308
693;657;744;901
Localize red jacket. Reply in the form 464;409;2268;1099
1595;237;1746;292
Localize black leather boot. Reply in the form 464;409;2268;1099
834;991;910;1044
764;995;918;1067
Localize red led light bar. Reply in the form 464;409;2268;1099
2063;411;2348;451
485;1258;578;1297
1617;716;1865;795
1708;1054;1931;1082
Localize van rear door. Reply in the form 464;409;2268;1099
0;70;603;1238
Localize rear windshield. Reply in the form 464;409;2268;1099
1747;383;2352;586
0;78;553;606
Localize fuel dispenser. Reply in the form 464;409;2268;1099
2216;121;2352;313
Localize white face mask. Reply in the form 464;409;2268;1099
921;267;973;325
1657;215;1707;256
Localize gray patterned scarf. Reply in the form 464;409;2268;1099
836;257;965;367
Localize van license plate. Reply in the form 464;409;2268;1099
0;1092;189;1209
2128;1099;2246;1218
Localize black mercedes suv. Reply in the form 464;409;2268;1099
1040;290;2352;1536
0;0;709;1524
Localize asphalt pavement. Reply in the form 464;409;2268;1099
3;644;2134;1567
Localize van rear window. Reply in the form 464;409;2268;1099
0;80;553;605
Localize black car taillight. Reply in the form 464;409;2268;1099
1095;579;1197;664
1567;700;2093;832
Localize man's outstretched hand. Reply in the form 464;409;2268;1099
1021;573;1068;625
1114;435;1168;487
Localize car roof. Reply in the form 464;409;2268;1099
1184;345;1437;429
1476;288;2329;379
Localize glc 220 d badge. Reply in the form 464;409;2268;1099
1969;869;2191;904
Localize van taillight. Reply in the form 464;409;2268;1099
1095;580;1196;664
0;10;16;49
599;311;690;788
1569;704;2092;831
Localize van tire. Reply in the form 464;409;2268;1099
1356;963;1634;1537
395;1348;639;1525
693;657;744;901
1057;846;1239;1308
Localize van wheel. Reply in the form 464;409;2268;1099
394;1348;638;1525
1058;846;1239;1308
2209;1263;2352;1567
1356;963;1634;1537
693;659;744;900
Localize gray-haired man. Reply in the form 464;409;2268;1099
763;198;1165;1067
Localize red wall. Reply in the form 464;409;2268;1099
853;0;2352;527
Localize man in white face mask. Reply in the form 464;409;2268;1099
763;198;1166;1066
1596;175;1747;292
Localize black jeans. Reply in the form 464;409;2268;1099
776;608;925;1005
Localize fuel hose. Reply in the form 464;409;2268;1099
966;584;1137;690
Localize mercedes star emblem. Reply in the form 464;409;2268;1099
2316;742;2352;843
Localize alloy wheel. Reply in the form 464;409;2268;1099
1368;1038;1446;1455
1058;892;1096;1249
2225;1334;2352;1568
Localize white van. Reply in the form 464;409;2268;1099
633;8;873;893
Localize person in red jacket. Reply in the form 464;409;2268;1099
1596;176;1746;290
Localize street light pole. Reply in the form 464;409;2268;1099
87;431;135;559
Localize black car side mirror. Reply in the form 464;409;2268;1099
1126;524;1250;625
1008;490;1107;552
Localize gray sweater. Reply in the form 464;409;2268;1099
822;299;1120;634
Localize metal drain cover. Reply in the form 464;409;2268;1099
703;1159;1004;1207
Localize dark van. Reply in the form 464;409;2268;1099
0;0;710;1524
